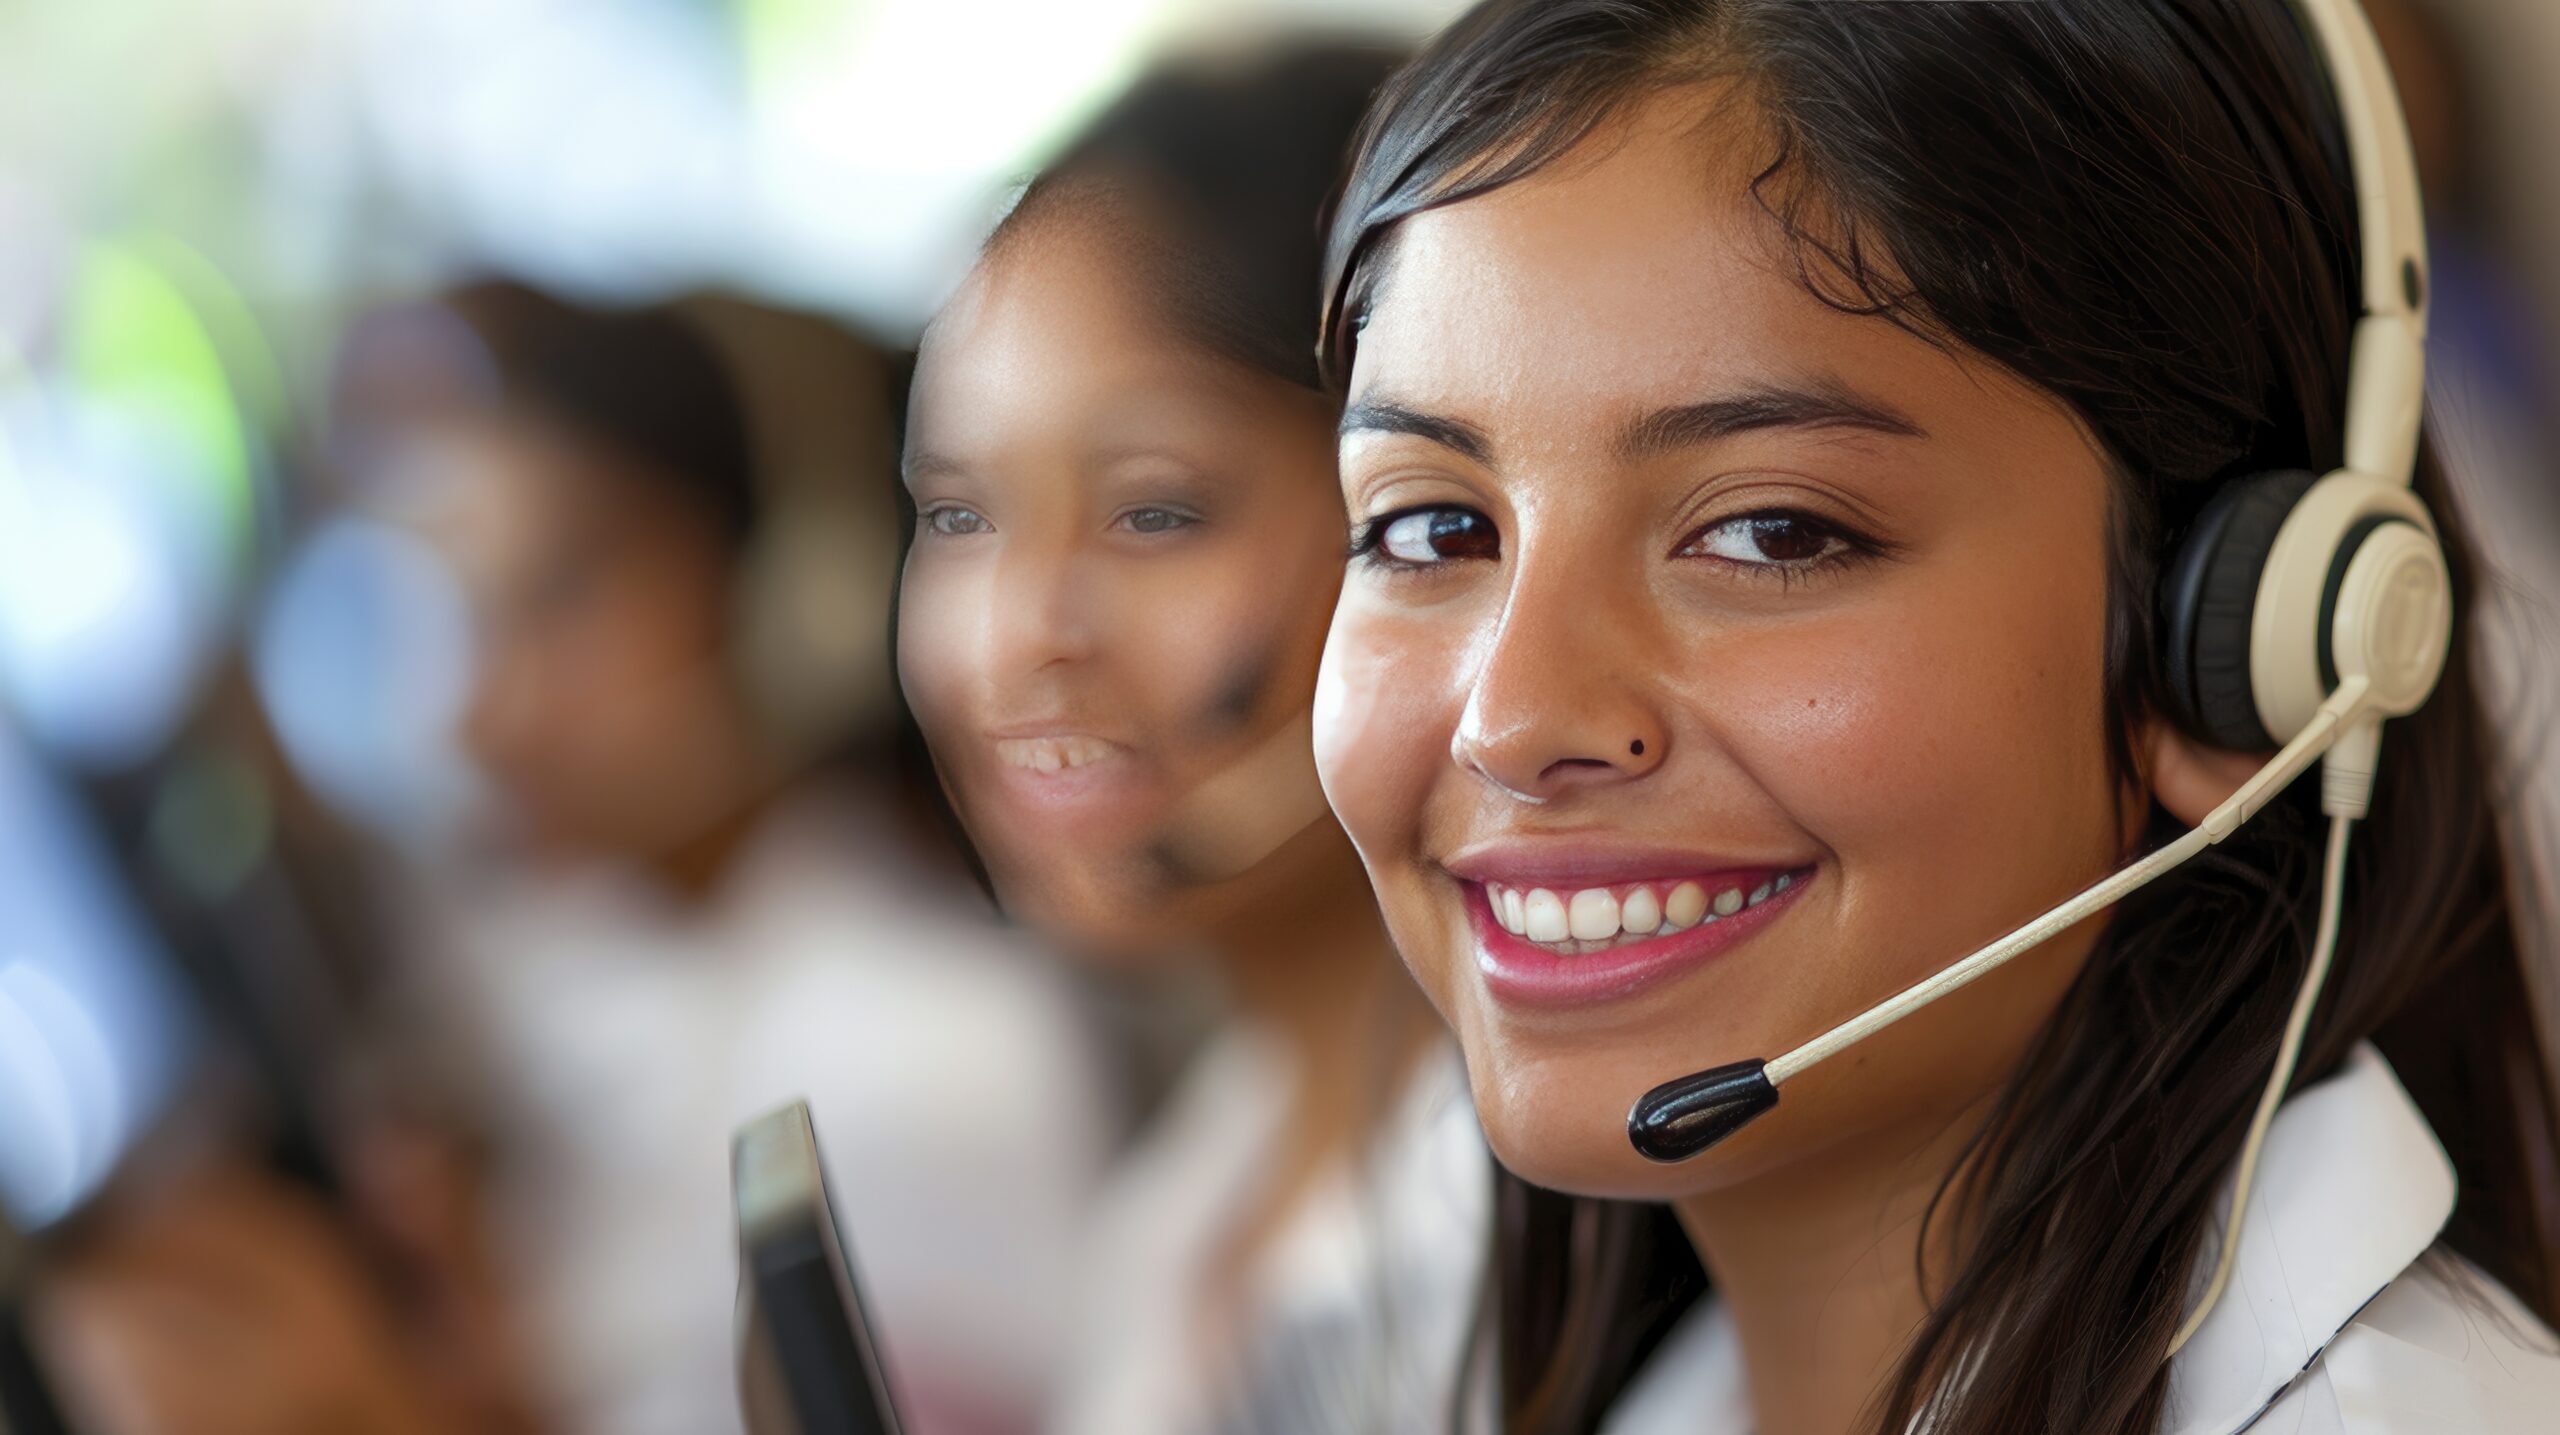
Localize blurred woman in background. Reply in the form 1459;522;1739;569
897;44;1487;1435
376;284;1113;1435
40;284;1114;1435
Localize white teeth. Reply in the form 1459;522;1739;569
1567;888;1620;941
1486;872;1806;953
1523;889;1569;943
1619;886;1661;936
1664;883;1707;930
997;736;1115;772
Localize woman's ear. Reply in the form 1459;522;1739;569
2141;716;2269;827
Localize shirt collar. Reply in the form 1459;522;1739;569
1604;1043;2454;1435
2162;1041;2456;1435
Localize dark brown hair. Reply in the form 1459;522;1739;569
343;278;761;551
1319;2;2560;1431
993;42;1401;392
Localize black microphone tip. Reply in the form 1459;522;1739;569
1627;1058;1778;1163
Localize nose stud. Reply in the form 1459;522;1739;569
1630;739;1645;756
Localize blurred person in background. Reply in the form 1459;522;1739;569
897;41;1489;1435
2369;0;2560;970
41;282;1115;1435
375;283;1113;1435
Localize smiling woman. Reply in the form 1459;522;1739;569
1310;2;2560;1434
895;43;1491;1435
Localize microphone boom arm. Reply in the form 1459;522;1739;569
1627;678;2369;1163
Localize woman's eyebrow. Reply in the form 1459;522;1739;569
902;449;967;487
1617;381;1926;458
1338;383;1919;467
1337;398;1494;465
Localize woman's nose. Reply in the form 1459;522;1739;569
1450;557;1668;801
982;540;1099;677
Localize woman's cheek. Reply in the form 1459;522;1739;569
1313;597;1452;870
1315;593;1478;1018
1697;580;2115;1012
1721;554;2098;816
1710;615;1972;834
894;558;977;758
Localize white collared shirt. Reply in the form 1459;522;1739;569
401;788;1114;1435
1603;1044;2560;1433
1050;1035;1487;1435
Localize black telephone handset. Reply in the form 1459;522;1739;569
732;1102;904;1435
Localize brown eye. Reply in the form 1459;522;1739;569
925;506;991;537
1374;507;1499;564
1680;512;1849;568
1117;507;1197;535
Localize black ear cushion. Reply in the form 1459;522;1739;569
2159;469;2319;750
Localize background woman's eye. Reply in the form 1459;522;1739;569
1372;506;1499;564
925;506;990;537
1681;512;1850;567
1117;507;1197;535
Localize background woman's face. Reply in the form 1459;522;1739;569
1316;90;2134;1198
899;218;1346;959
423;416;751;863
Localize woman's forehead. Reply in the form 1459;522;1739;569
1345;86;2099;463
914;241;1319;468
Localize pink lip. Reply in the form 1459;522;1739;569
1464;865;1815;1011
976;735;1153;825
983;721;1117;742
987;757;1130;803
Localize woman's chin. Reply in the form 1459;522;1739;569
1463;1053;1682;1200
976;859;1225;969
1477;1101;1696;1200
1460;1036;1806;1202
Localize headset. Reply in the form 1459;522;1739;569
1622;0;2452;1355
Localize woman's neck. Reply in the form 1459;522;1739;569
630;692;780;906
1211;817;1424;1055
1672;1100;1987;1435
1197;819;1437;1300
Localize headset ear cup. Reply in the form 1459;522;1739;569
2159;468;2319;750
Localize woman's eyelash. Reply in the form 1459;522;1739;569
918;503;991;537
1345;514;1393;560
1344;503;1893;583
1116;505;1203;534
1675;508;1894;580
1346;504;1499;567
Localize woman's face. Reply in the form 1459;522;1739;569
1317;90;2134;1198
899;215;1346;959
423;415;751;863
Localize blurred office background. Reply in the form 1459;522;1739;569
0;1;2551;1433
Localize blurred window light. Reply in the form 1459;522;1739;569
740;0;1167;325
6;0;1474;344
0;387;233;770
0;724;199;1230
253;514;481;848
0;962;118;1226
67;237;264;566
348;0;749;302
126;234;293;484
